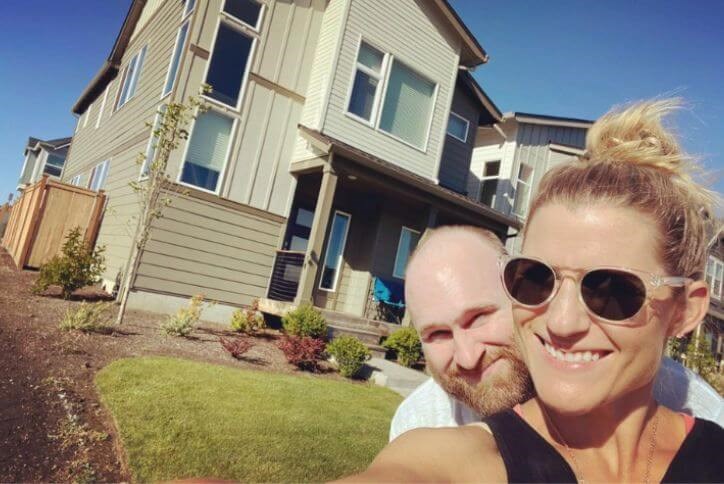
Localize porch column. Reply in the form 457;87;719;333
401;206;439;327
295;160;338;304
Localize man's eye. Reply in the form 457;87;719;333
426;330;451;342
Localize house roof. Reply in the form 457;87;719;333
72;0;146;115
505;112;594;129
298;124;522;231
457;71;502;124
433;0;488;66
25;136;73;154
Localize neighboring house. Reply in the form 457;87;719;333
704;227;724;372
62;0;520;332
17;137;72;191
467;112;593;254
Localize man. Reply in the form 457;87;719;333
389;225;723;441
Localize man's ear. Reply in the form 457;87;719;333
667;280;710;338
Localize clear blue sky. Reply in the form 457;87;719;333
0;1;722;203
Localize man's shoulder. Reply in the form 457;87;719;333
389;378;458;441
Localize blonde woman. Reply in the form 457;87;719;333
342;99;723;482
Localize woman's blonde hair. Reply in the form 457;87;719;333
526;98;716;279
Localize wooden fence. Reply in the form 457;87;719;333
1;176;106;269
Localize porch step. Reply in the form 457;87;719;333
327;324;387;358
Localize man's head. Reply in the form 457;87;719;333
405;225;532;416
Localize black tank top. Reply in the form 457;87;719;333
484;408;724;483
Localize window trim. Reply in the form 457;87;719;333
161;20;191;99
42;154;65;177
200;1;263;111
512;162;534;217
478;159;502;206
221;0;265;31
318;210;352;293
115;45;148;111
447;111;470;143
708;255;724;300
183;0;196;18
139;106;167;180
343;39;387;128
392;226;420;280
176;107;237;195
88;160;110;192
344;36;438;153
95;86;109;129
83;102;93;128
70;174;82;186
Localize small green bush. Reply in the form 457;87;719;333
60;301;114;333
33;227;106;299
383;326;422;367
327;335;371;378
230;307;266;335
282;304;327;340
162;294;203;337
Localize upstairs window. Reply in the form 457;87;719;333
140;105;167;179
706;256;723;300
346;40;437;151
179;110;234;193
162;21;190;97
512;162;534;217
224;0;263;28
479;160;500;208
348;42;384;122
447;112;469;143
70;174;83;186
44;154;65;177
116;46;148;109
88;160;110;191
96;86;109;128
183;0;196;17
393;227;420;279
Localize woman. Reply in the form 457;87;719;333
342;99;723;482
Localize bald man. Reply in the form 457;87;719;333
389;225;723;440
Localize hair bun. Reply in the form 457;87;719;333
584;99;691;177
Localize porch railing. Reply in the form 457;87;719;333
267;250;305;302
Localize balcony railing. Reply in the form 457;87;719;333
267;250;305;302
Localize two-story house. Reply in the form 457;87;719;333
467;112;593;253
17;136;72;191
704;227;724;372
62;0;520;332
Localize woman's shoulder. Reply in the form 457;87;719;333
662;418;724;483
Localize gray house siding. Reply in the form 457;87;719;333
322;0;461;180
438;82;481;194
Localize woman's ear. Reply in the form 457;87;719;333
667;280;710;337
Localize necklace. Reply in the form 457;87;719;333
537;405;660;484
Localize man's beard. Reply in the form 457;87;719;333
429;345;533;417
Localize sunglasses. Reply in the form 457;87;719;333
499;255;690;324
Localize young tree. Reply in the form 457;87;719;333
115;92;207;325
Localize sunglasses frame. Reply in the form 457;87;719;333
498;255;692;325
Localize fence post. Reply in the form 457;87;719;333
17;176;49;268
85;190;107;247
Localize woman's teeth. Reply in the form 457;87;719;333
544;341;601;363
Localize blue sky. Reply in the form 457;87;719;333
0;1;722;204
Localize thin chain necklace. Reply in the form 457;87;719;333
537;405;660;484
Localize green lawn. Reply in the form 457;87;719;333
95;356;402;482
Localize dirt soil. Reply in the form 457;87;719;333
0;249;342;482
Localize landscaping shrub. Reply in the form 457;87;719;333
278;335;326;371
230;302;266;335
383;326;422;367
282;304;327;339
162;294;203;337
220;337;254;359
33;227;106;299
326;335;371;378
60;301;114;333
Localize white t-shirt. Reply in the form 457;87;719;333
389;357;723;441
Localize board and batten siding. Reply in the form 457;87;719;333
134;189;283;306
169;0;326;218
438;82;482;195
322;0;461;180
63;0;189;285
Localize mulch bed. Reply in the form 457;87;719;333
0;249;342;482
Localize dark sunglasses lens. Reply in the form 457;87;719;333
504;258;555;306
581;270;646;321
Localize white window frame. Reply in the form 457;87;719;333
161;20;191;99
88;160;110;192
43;154;65;177
95;86;109;129
70;174;82;186
392;226;420;279
115;45;148;110
446;111;470;143
139;106;166;180
707;255;723;300
183;0;196;18
344;36;438;153
479;159;502;207
176;107;237;195
201;1;263;112
512;162;534;217
83;102;93;128
318;210;352;293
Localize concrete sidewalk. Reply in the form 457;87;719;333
364;357;428;397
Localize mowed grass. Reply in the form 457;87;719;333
95;356;402;482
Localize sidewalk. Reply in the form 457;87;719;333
364;357;428;397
